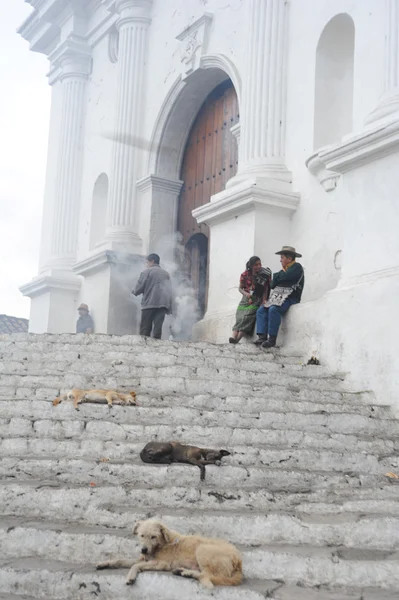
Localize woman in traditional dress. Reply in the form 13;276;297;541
229;256;272;344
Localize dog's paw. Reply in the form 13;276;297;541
126;577;136;585
96;562;109;570
173;568;183;577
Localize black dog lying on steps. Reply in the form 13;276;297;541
140;441;231;481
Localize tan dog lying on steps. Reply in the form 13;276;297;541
96;519;243;588
52;389;137;410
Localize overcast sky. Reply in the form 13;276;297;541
0;1;50;319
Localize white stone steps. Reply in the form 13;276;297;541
0;394;391;419
2;426;394;458
0;558;284;600
1;479;398;520
0;369;348;396
0;420;396;457
0;333;303;355
0;435;396;474
0;354;332;376
0;456;387;491
1;401;398;439
1;547;399;597
271;586;398;600
2;508;399;563
0;386;374;407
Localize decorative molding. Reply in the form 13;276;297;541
319;119;399;174
176;13;213;78
48;36;92;84
193;178;300;226
20;274;81;299
200;53;242;103
137;175;183;194
18;8;60;54
73;249;143;276
108;27;119;62
87;10;119;47
306;150;340;192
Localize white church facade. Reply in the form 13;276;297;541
20;0;399;409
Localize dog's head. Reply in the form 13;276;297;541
133;519;171;557
127;391;138;405
204;449;231;461
141;442;172;460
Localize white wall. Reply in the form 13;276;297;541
89;173;108;250
77;34;116;261
314;13;355;149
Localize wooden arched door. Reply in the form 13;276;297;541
178;80;239;317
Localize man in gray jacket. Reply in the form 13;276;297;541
133;253;173;339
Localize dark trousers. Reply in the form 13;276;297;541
140;308;167;339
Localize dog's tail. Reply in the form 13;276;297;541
209;555;243;586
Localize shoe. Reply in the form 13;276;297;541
229;337;238;344
254;336;266;345
261;336;277;349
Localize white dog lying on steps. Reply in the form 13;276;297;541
96;519;243;588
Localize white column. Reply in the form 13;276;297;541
366;0;399;124
47;40;91;269
238;0;289;182
106;0;153;251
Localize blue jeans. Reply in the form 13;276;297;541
256;299;298;337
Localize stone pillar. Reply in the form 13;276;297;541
366;0;399;125
47;40;91;269
237;0;289;183
106;0;153;251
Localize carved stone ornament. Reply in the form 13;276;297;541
176;13;213;78
305;150;340;193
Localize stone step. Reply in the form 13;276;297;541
0;353;335;377
0;332;304;356
0;394;390;420
0;560;395;600
0;341;306;371
0;595;41;600
0;435;397;474
0;456;386;490
2;506;399;564
1;547;399;598
0;368;349;396
0;385;374;408
0;558;293;600
2;403;397;440
1;479;398;520
1;416;396;457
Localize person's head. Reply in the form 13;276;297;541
246;256;262;274
279;253;296;269
275;246;302;269
78;303;89;316
146;253;160;267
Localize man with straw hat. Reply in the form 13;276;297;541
254;246;304;348
76;303;94;334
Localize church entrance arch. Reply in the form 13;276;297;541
178;80;239;316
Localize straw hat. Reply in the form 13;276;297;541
275;246;302;258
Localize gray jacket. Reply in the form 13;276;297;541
133;265;173;312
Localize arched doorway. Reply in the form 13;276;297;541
178;80;239;317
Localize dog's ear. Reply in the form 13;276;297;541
220;450;231;457
133;521;142;536
159;524;170;544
